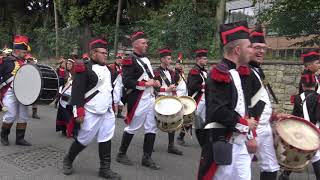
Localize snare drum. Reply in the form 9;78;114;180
273;116;320;172
13;64;59;105
179;96;196;126
154;96;184;132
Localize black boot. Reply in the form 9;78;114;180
63;140;86;175
99;141;121;180
1;123;13;146
116;132;134;165
15;123;31;146
141;133;160;170
167;132;183;155
260;171;277;180
32;108;40;119
195;129;206;148
312;160;320;180
278;170;291;180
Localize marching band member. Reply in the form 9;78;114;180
175;53;188;97
55;57;66;108
298;50;320;94
247;26;280;180
279;61;320;180
175;55;191;145
0;35;32;146
25;53;41;119
55;59;77;137
116;31;161;170
153;48;183;155
186;49;208;147
197;21;257;180
62;38;121;180
109;53;125;118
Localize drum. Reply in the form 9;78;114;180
179;96;196;126
154;96;184;132
273;116;320;172
13;64;59;105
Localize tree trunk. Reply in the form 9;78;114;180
114;0;123;56
215;0;226;53
54;0;59;58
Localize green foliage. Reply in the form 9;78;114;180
259;0;320;47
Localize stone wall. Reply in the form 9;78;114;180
41;59;303;113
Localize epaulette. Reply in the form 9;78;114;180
122;57;133;66
238;65;250;76
210;63;231;83
190;68;200;75
74;60;86;73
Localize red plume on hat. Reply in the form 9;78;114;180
13;35;31;51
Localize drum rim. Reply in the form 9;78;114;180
37;64;59;105
179;96;197;115
13;64;42;106
154;95;183;115
276;115;320;152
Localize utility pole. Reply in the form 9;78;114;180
114;0;122;56
54;0;59;58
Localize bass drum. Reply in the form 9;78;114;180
13;64;59;105
273;115;320;172
179;96;196;127
154;96;184;133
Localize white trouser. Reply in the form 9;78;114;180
214;143;251;180
196;99;206;123
255;123;280;172
77;108;115;146
2;88;29;123
124;97;157;134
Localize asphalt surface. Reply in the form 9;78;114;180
0;105;316;180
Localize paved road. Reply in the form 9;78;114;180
0;105;316;180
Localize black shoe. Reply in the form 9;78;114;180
141;155;160;170
0;137;9;146
99;169;121;180
63;155;73;175
168;146;183;155
32;114;40;119
116;153;133;166
16;139;31;146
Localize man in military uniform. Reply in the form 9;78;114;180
116;31;161;170
109;52;125;118
62;38;121;180
298;50;320;94
0;35;32;146
153;48;183;155
247;26;280;180
197;21;257;180
186;49;208;147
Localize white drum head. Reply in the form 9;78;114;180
277;118;320;151
179;96;197;115
13;64;42;105
155;96;183;116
